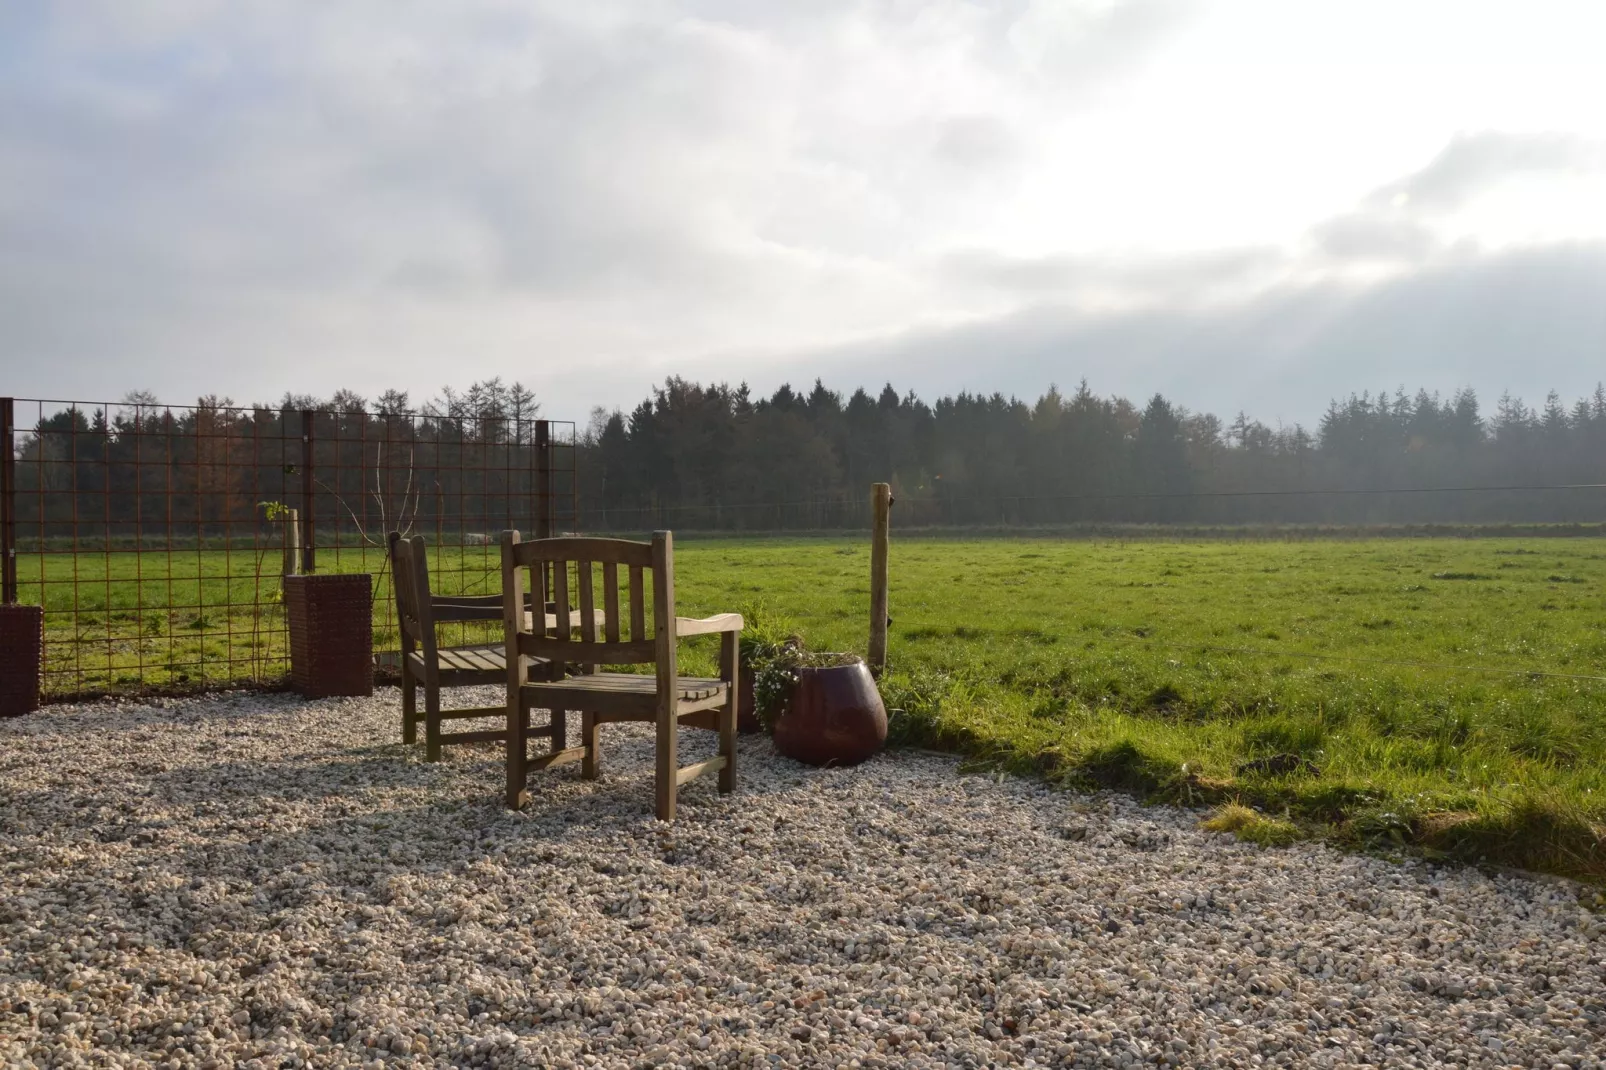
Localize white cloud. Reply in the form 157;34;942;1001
803;242;1606;426
1308;214;1439;265
1365;132;1604;214
0;0;1602;423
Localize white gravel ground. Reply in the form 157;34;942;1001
2;688;1604;1070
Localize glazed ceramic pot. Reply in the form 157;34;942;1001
771;655;888;766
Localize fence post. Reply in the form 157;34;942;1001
868;482;891;676
1;398;15;604
283;508;301;581
535;419;552;538
300;408;316;574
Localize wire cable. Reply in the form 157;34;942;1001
581;482;1606;516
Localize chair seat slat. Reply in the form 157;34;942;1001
523;671;726;701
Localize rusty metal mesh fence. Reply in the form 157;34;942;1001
0;398;574;699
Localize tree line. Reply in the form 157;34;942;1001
7;377;1605;542
7;380;564;548
581;378;1606;528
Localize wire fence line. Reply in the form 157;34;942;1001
579;482;1606;533
0;396;575;698
608;483;1606;510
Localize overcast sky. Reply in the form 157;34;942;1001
2;0;1603;426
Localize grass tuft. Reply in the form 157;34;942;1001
1415;798;1606;883
1200;803;1303;847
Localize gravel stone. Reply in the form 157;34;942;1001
2;687;1604;1068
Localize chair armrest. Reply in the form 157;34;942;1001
675;613;744;637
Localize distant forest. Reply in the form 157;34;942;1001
7;377;1606;539
583;378;1606;527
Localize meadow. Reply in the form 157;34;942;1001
18;540;510;692
671;535;1606;882
18;533;1606;880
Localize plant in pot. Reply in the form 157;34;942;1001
753;646;888;767
736;602;802;735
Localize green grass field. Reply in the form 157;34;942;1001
18;534;1606;880
20;541;510;691
674;536;1606;882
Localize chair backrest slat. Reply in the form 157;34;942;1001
502;530;672;669
552;557;570;645
629;566;645;642
602;562;621;643
389;532;436;646
529;546;547;622
388;532;416;644
512;537;653;567
578;560;597;645
652;531;676;695
404;536;439;660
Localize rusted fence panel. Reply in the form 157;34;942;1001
0;397;574;700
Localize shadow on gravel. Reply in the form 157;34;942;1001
3;698;767;861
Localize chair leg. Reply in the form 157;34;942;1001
506;694;528;809
550;708;568;753
424;680;442;763
581;710;600;780
400;662;417;745
656;701;678;821
720;633;738;795
719;697;737;795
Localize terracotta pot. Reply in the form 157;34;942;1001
772;656;887;767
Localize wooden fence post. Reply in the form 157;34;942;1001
1;397;15;605
283;508;301;581
536;419;552;538
868;482;891;676
300;408;316;574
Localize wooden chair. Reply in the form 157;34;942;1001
389;531;562;762
500;530;742;820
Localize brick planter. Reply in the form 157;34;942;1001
0;604;44;717
285;574;374;698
